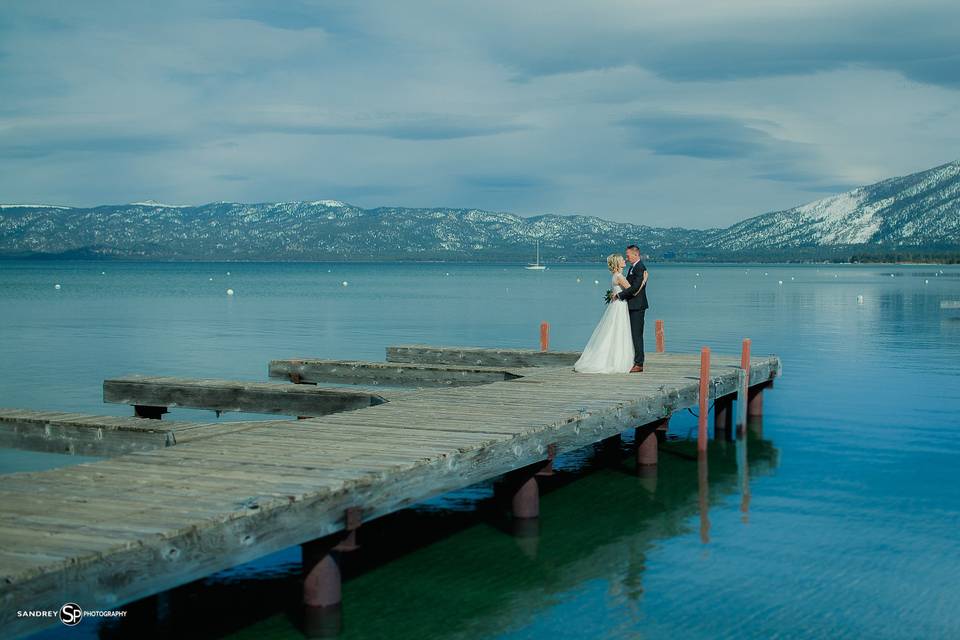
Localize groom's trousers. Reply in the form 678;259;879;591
629;309;645;365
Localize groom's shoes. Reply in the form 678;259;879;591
630;365;644;373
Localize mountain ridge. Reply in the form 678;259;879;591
2;160;958;262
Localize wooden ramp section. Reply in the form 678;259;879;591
0;409;287;457
387;344;581;367
0;350;780;638
103;376;400;417
269;359;527;387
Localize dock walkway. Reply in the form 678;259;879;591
0;347;779;638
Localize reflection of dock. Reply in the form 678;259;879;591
0;344;780;638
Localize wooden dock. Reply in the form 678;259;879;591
0;345;780;638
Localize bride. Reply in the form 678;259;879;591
574;253;634;373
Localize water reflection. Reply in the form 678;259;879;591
81;430;780;640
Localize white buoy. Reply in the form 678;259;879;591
341;281;348;287
890;273;895;278
834;274;838;278
693;284;698;289
327;270;331;273
576;277;581;283
790;277;795;281
764;272;769;276
226;288;234;296
925;279;929;284
226;271;231;276
54;283;61;290
445;272;450;276
209;277;213;281
101;271;105;275
857;295;864;304
696;272;700;277
594;280;599;285
778;280;783;285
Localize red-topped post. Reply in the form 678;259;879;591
539;322;550;352
655;320;665;353
698;347;710;452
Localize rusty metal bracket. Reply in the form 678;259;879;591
333;507;362;552
536;443;558;477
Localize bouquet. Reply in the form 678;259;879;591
604;289;614;304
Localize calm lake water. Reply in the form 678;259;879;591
2;260;959;639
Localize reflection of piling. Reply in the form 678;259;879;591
737;434;751;524
698;450;710;544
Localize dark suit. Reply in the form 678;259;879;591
617;260;649;365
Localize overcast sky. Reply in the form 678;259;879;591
1;0;959;227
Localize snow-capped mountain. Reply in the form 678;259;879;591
1;161;957;261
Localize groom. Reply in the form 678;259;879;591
616;245;649;372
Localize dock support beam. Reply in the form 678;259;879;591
540;322;550;352
748;381;772;418
636;417;668;466
714;395;734;440
655;320;665;353
134;405;167;420
302;542;341;609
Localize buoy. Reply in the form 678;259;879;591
925;279;929;284
445;272;450;276
834;274;838;278
778;280;783;285
696;272;700;277
327;269;331;273
790;277;795;281
226;289;234;296
764;272;768;276
857;295;864;304
576;277;581;283
693;284;698;289
341;281;348;287
209;277;213;281
890;274;895;278
54;284;61;290
226;271;231;276
101;271;105;275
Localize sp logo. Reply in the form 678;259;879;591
59;602;83;626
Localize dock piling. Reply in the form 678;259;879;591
635;418;667;466
748;383;768;418
714;396;733;439
539;322;550;352
511;475;540;519
655;320;665;353
698;347;710;451
302;541;341;609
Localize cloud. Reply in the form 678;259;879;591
618;113;772;159
0;0;958;228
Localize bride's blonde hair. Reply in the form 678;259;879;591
606;253;625;273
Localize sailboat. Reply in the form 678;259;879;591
525;239;547;270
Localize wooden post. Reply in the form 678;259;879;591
539;322;550;352
698;347;710;452
512;475;539;519
713;396;733;439
655;320;665;353
302;540;341;608
738;338;752;433
636;417;667;466
748;385;765;417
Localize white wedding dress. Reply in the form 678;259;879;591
574;272;635;373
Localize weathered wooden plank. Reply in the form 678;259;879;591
268;359;521;387
387;344;582;367
103;376;387;416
